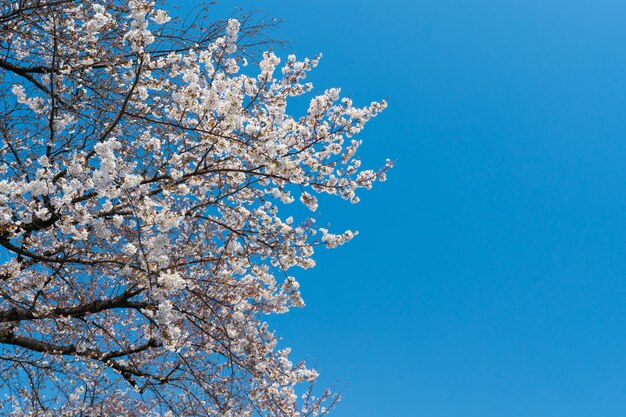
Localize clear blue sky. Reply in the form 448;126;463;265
196;1;626;416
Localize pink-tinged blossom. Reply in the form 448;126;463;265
151;9;171;24
158;270;186;291
300;192;319;212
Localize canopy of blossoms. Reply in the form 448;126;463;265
0;1;390;415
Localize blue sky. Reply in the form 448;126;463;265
192;1;626;416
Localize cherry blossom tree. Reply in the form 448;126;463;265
0;1;391;415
